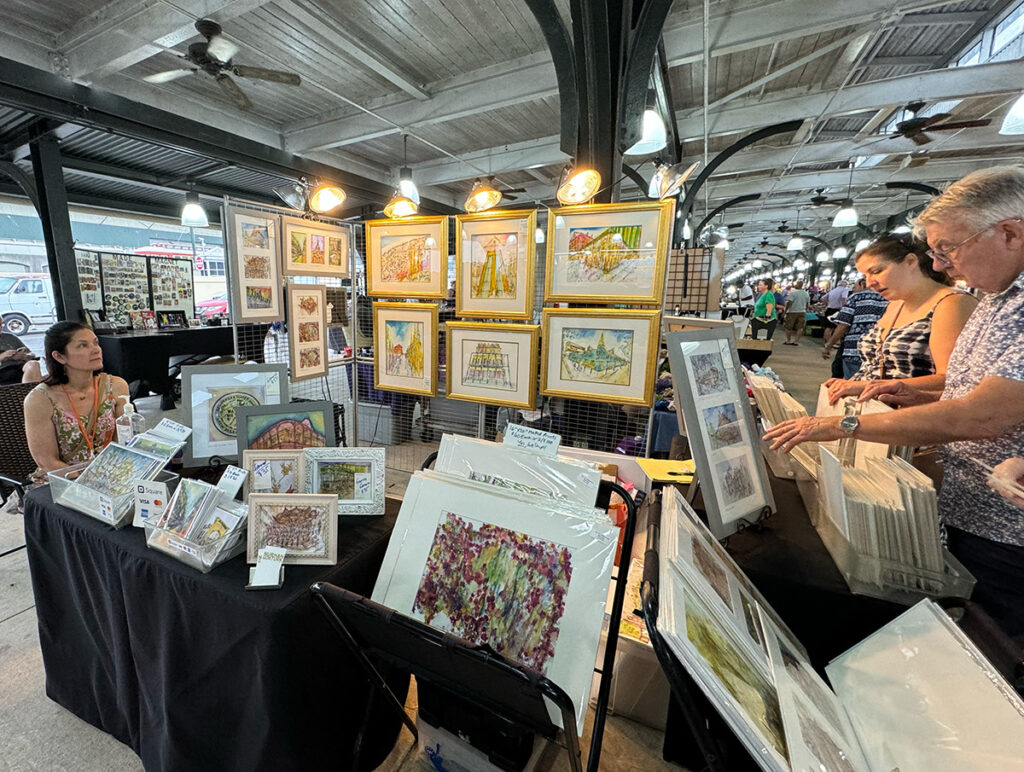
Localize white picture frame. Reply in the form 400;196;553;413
242;449;305;496
247;493;338;565
303;447;386;515
226;206;283;323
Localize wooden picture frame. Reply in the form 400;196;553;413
372;302;438;396
226;206;283;323
242;449;305;496
286;283;328;381
540;308;660;406
454;209;536;319
304;447;386;515
247;493;338;565
445;321;539;409
234;400;336;458
281;216;351;278
544;200;674;304
365;215;449;298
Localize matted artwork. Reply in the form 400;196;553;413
243;449;304;496
373;302;438;397
666;329;775;539
281;216;351;278
234;400;335;458
544;200;673;304
445;322;538;409
365;215;448;298
182;364;288;466
74;443;165;499
286;283;328;381
304;447;386;515
455;210;536;319
540;308;660;406
227;207;282;322
247;493;338;564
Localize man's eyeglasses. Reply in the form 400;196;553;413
926;218;1023;267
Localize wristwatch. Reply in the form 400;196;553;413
839;415;860;437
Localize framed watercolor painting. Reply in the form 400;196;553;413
247;493;338;565
242;449;305;496
373;302;438;397
234;400;336;458
454;210;536;319
181;364;288;466
286;283;328;381
304;447;386;515
540;308;660;406
281;216;351;278
445;321;538;409
365;215;448;298
544;200;674;304
226;207;283;323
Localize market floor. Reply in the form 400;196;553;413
0;336;830;771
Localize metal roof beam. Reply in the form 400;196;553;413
0;181;222;224
900;11;987;25
412;135;567;186
869;55;942;66
60;156;264;203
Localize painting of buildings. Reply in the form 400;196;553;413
565;225;652;284
380;234;431;283
385;319;424;378
469;233;517;299
462;340;515;390
559;327;633;386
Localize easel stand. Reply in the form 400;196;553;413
313;460;639;772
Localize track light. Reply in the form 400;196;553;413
273;181;306;211
383;190;417;218
648;160;700;200
624;109;667;156
180;189;208;228
397;134;419;205
307;182;347;213
716;238;730;250
556;164;601;205
464;177;502;213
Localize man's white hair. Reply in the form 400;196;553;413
913;165;1024;239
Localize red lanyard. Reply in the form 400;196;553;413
62;376;100;457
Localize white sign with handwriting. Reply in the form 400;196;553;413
502;424;561;458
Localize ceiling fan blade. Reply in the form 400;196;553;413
232;65;301;86
917;113;951;129
503;193;519;201
909;131;932;146
907;156;929;168
215;73;253;111
206;34;239;63
928;119;993;131
143;69;195;84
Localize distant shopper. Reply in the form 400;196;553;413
739;283;755;317
773;283;787;324
750;279;778;340
782;280;811;345
0;332;42;384
821;278;887;379
822;281;850;333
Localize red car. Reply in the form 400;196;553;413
196;293;229;318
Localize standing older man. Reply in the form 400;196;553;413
765;165;1024;645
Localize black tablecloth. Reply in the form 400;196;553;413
23;487;407;772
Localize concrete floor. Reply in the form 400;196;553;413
0;335;831;771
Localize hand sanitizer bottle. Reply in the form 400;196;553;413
115;396;146;444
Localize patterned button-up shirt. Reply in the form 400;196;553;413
833;290;888;360
940;269;1024;546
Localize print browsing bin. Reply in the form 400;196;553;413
49;463;179;529
144;500;248;573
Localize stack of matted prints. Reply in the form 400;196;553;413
659;486;870;771
746;371;808;427
372;442;616;735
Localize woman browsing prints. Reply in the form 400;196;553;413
749;279;778;340
24;322;130;481
824;233;978;405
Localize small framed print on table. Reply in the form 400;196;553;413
365;216;448;298
286;283;328;381
234;400;336;458
226;207;282;323
544;200;674;304
247;493;338;565
281;216;351;278
455;210;536;319
540;308;660;406
304;447;386;515
373;302;438;396
242;449;305;496
446;322;539;409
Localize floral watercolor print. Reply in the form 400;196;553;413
778;637;843;731
328;237;345;267
241;222;269;249
290;231;306;264
299;347;322;368
251;457;299;494
715;456;756;505
684;586;789;761
246;286;273;309
310;234;325;264
412;512;572;673
254;501;327;558
690;352;730;397
246;411;327;450
208;387;262;442
462;339;517;391
702;402;743;450
297;294;319;315
243;254;271;279
691;535;733;611
795;697;856;772
298;321;320;343
564;225;653;285
469;233;517;299
385;320;424;378
314;461;371;499
560;327;633;386
380;234;431;283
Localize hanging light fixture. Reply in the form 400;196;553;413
681;218;692;240
816;250;829;263
180;187;208;228
832;160;858;227
786;234;804;251
535;227;545;243
833;246;849;259
464;177;502;213
556;164;601;205
647;160;700;200
855;238;872;252
624;107;667;156
752;258;762;268
397;134;419;205
273;180;307;211
307;181;347;213
715;237;730;251
999;91;1024;135
383;190;417;218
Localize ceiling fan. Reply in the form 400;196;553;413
143;19;302;111
808;188;846;207
872;101;992;146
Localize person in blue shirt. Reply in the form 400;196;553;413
820;278;887;379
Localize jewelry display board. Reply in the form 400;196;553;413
74;250;103;311
99;252;151;326
149;256;196;317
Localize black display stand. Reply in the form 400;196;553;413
315;457;640;771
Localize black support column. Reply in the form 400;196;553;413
29;128;82;324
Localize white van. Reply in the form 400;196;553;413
0;274;57;335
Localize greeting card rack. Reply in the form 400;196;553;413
144;499;248;573
49;463;180;529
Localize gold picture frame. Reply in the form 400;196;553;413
540;308;661;406
454;209;536;319
544;200;674;304
373;301;439;396
445;322;539;409
365;215;449;298
286;283;328;381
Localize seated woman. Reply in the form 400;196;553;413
25;321;130;481
825;233;977;405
